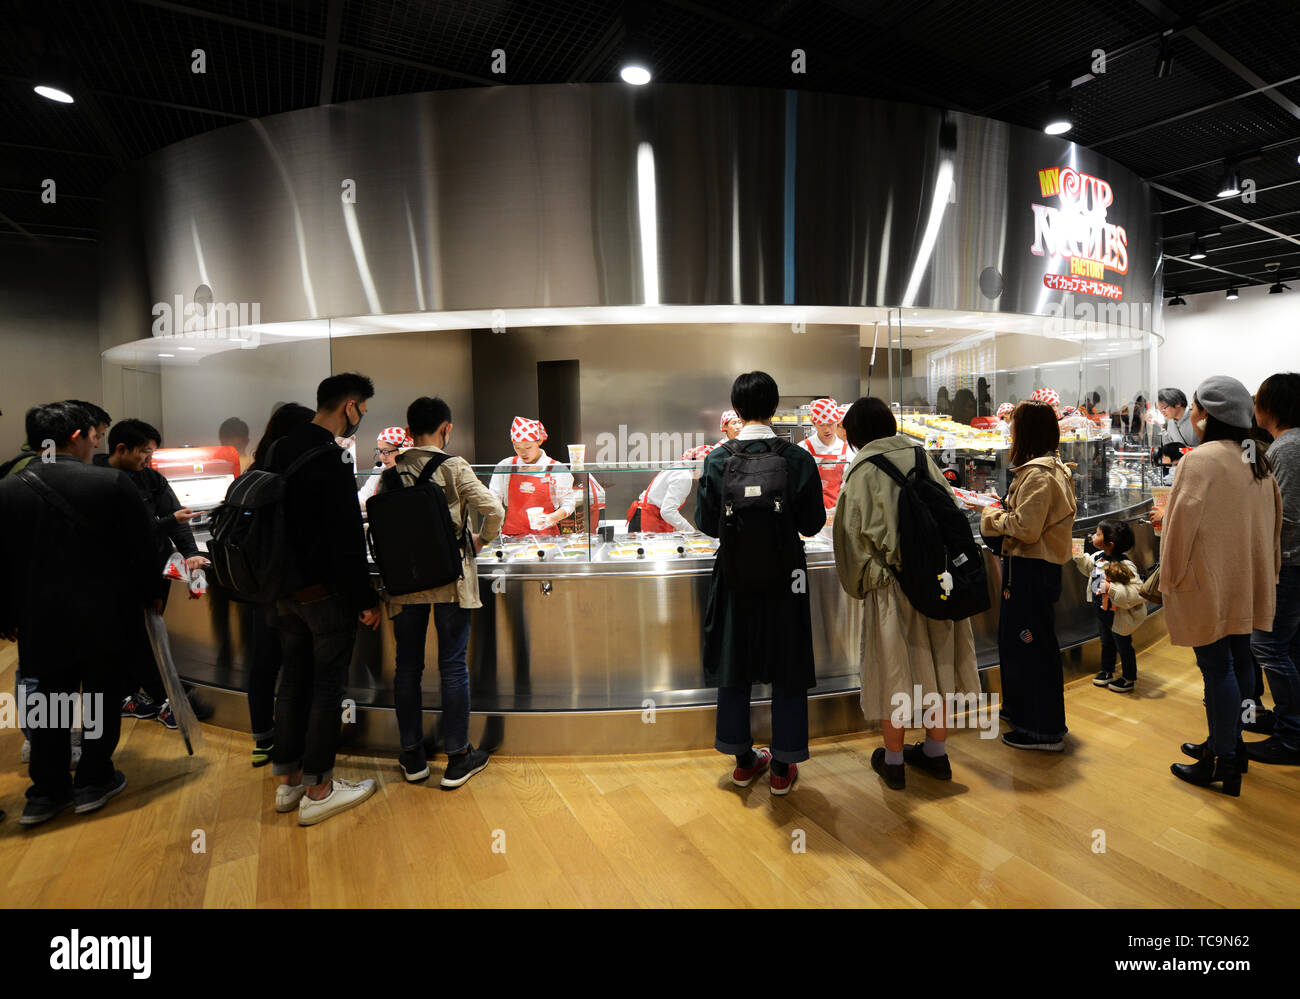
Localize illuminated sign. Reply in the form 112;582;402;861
1030;167;1128;299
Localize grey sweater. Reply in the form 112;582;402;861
1269;427;1300;566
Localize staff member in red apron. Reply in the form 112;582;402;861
716;409;742;446
488;417;575;536
833;405;857;459
799;397;852;509
626;444;713;533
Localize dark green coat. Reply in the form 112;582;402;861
694;436;826;690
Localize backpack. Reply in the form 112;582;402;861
716;439;800;593
859;446;990;621
205;441;335;603
365;453;467;596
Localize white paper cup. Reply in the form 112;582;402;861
527;506;547;530
567;444;585;470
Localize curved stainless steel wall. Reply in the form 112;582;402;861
105;83;1162;342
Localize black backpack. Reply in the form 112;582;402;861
365;453;467;596
717;438;800;593
206;441;335;603
859;446;990;621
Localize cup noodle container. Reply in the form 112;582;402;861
1150;486;1171;537
527;506;547;531
1071;537;1086;558
567;444;585;470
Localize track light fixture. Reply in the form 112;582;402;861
1167;293;1187;306
1217;165;1240;198
1225;287;1239;300
1155;35;1174;79
1188;235;1206;260
1269;281;1290;294
1043;93;1072;135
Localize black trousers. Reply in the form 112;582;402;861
1097;605;1137;681
271;593;357;786
246;602;281;741
24;644;125;802
998;556;1067;741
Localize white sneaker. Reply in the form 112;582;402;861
297;778;376;826
21;740;30;764
275;783;306;812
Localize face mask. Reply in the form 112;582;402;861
342;401;363;440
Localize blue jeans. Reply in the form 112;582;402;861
715;684;810;764
392;603;472;755
1193;634;1254;758
1251;564;1300;751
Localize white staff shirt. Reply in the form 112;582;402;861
641;468;695;533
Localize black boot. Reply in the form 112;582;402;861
1179;739;1249;773
1171;755;1241;796
871;748;905;790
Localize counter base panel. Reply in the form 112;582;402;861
175;609;1166;755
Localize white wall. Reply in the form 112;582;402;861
0;239;103;457
1159;283;1300;399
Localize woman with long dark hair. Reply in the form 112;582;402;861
976;401;1077;751
244;403;314;766
1163;377;1281;795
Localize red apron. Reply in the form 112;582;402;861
587;475;606;534
503;457;560;536
801;436;850;508
624;473;674;533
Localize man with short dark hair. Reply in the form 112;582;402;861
0;402;157;826
218;416;253;472
1157;388;1193;449
378;396;503;786
1249;372;1300;765
269;372;381;825
105;418;208;726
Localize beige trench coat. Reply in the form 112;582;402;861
833;434;980;724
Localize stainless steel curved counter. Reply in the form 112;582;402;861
165;496;1157;754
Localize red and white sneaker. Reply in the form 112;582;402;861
731;748;772;787
770;762;799;796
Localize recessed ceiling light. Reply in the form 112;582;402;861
620;65;651;85
924;328;935;332
33;84;74;104
177;346;195;351
158;353;174;357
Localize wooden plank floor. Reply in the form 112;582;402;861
2;638;1298;908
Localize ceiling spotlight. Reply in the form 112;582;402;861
1167;293;1187;306
1217;167;1240;198
1188;235;1206;260
1155;35;1174;79
34;84;74;103
1226;286;1239;300
1269;281;1290;294
619;64;651;85
1043;95;1072;135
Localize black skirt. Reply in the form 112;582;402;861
997;556;1067;741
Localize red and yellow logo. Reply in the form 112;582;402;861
1031;166;1128;299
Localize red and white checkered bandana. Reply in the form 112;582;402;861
377;427;410;448
997;403;1014;420
682;444;714;462
809;398;840;425
1030;388;1060;408
835;405;850;423
510;416;547;443
719;409;740;431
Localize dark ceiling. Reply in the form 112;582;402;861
1;0;1298;298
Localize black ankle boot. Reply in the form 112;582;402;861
1179;739;1249;773
1171;755;1241;796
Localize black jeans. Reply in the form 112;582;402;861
24;646;124;802
998;556;1067;741
1193;634;1254;758
715;684;810;764
1097;605;1137;681
271;593;357;786
392;603;472;754
246;602;281;741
